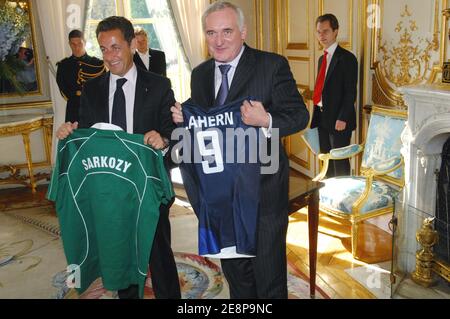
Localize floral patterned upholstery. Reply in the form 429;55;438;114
319;176;399;215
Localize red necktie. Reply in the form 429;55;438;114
313;50;328;106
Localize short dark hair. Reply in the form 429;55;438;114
68;29;84;40
96;16;135;45
316;14;339;31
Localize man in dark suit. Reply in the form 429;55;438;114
171;1;309;298
133;27;167;76
310;14;358;177
56;30;105;122
56;16;180;299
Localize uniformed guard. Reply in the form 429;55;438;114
56;30;106;122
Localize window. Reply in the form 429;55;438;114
84;0;191;101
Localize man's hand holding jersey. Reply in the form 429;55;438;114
143;130;168;150
170;102;183;124
240;100;270;128
56;122;79;140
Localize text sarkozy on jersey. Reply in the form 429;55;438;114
171;127;280;175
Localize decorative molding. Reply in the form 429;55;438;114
254;0;264;50
285;0;309;50
319;0;353;50
370;1;442;106
437;5;449;76
287;56;312;99
289;154;311;170
287;134;311;170
372;73;405;108
372;75;394;107
378;5;438;86
286;56;310;61
440;7;450;82
0;100;52;111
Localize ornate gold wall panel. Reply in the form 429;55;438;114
319;0;353;50
286;0;310;50
275;0;317;175
370;0;445;107
442;8;450;63
372;74;397;107
285;131;311;169
225;0;264;50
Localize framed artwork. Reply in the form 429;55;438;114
0;0;51;109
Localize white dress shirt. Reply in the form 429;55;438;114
214;45;273;137
137;49;150;70
317;41;338;107
108;64;137;134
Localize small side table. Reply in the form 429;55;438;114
289;176;324;298
0;114;53;192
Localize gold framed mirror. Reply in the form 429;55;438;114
0;0;51;109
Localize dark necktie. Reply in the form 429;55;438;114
215;64;232;106
112;78;127;131
313;50;328;106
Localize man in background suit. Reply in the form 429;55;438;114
56;30;105;122
56;16;180;299
310;13;357;177
171;1;309;298
133;27;167;76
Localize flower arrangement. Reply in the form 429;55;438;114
0;1;30;93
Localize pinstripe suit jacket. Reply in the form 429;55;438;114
190;44;309;216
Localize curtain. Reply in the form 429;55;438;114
145;0;180;70
36;0;87;163
168;0;208;69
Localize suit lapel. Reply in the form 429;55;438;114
148;49;154;71
203;60;215;108
324;45;342;86
133;68;146;132
227;45;254;103
134;52;147;70
99;72;110;123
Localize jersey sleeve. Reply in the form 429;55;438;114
46;139;64;201
156;150;175;205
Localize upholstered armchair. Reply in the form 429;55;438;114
302;106;407;258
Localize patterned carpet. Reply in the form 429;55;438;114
0;201;328;299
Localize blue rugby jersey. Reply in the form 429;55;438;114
180;98;261;258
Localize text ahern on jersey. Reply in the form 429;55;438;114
81;156;132;173
186;112;234;129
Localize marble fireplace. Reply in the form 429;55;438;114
398;84;450;274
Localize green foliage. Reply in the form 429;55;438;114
0;3;29;94
0;54;25;94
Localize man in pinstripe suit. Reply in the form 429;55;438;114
171;1;309;298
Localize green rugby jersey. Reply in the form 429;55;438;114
47;128;174;298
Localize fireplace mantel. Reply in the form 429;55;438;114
398;85;450;273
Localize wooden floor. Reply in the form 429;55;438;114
0;184;51;211
1;174;394;299
287;172;393;299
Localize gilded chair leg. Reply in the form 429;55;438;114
351;222;359;258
